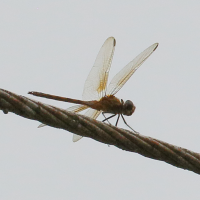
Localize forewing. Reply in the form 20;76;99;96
82;37;116;101
73;108;101;142
107;43;158;95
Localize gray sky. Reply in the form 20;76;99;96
1;1;200;199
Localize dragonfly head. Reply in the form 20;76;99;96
122;100;135;116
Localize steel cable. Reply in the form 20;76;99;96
0;88;200;175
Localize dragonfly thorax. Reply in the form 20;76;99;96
122;100;135;116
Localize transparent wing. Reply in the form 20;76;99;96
82;37;116;101
67;105;90;142
107;43;158;95
38;123;47;128
84;108;102;119
38;105;88;128
74;37;116;141
73;108;101;142
66;104;88;112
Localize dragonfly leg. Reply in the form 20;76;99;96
102;112;116;125
121;114;137;133
115;114;120;126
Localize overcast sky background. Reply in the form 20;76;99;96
1;1;200;199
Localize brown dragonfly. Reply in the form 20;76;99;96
29;37;158;142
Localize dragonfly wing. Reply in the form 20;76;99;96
66;104;88;112
73;108;101;142
38;105;88;128
107;43;158;95
84;108;102;119
38;123;46;128
82;37;116;101
68;105;90;142
74;37;115;142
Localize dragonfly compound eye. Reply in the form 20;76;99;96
122;100;135;116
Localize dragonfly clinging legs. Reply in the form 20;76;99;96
29;37;158;142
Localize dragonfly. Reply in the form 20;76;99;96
29;37;158;142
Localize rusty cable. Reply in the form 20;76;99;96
0;88;200;175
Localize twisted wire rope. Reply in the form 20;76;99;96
0;88;200;175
